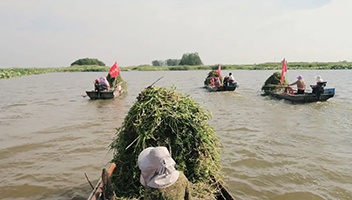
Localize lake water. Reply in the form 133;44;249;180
0;70;351;200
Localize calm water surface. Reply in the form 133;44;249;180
0;70;351;200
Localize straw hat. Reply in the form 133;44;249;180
315;75;323;82
138;147;180;189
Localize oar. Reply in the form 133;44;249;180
264;84;290;88
147;76;164;88
84;172;94;189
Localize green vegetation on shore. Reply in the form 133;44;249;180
0;65;108;79
1;61;352;79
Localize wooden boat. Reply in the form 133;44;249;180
85;87;123;100
206;85;237;92
205;83;238;92
216;182;236;200
265;88;335;103
204;71;238;92
87;163;236;200
87;163;116;200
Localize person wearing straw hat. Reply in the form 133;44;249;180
315;75;323;84
138;146;192;200
289;75;306;94
311;75;326;94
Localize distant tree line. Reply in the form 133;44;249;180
152;52;203;66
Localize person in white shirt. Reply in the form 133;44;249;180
228;72;236;86
228;73;235;83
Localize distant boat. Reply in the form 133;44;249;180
203;69;238;92
264;86;335;104
84;61;125;100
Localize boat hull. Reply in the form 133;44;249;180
87;164;235;200
85;88;122;100
205;84;238;92
266;88;335;103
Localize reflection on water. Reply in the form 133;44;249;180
0;70;352;200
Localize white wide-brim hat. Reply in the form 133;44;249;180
138;147;180;188
315;75;323;82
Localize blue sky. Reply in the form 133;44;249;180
1;0;350;68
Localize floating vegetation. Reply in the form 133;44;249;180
109;86;222;199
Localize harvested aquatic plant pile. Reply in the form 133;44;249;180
107;73;127;91
110;86;222;199
261;72;288;94
204;70;223;86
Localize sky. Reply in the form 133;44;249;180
1;0;351;68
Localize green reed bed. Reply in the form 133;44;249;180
1;61;352;79
0;68;55;79
0;65;110;79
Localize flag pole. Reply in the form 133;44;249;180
280;58;286;84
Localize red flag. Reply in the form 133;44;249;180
280;59;287;83
109;61;120;78
217;65;221;76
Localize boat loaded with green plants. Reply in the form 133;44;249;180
262;77;335;103
204;69;238;92
87;163;235;200
261;61;335;104
85;86;236;199
84;62;127;100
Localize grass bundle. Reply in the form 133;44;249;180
204;70;223;86
106;74;127;91
109;86;222;199
261;72;289;94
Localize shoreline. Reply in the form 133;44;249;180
1;62;352;79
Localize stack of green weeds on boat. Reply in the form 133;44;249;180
109;86;223;199
261;71;288;95
204;70;223;86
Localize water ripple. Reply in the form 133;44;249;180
1;71;352;199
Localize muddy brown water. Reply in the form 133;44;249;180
1;70;351;200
